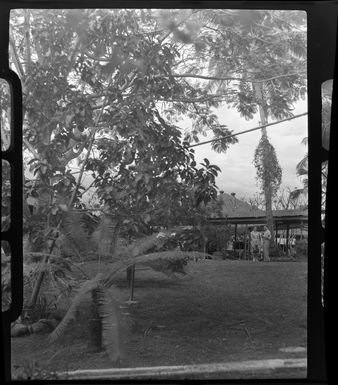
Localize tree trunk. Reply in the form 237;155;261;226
88;288;103;351
264;184;275;246
255;82;275;247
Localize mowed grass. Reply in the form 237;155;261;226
11;259;307;375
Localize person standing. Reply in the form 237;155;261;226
262;225;272;262
250;226;261;261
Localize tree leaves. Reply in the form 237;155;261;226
48;273;104;342
91;214;119;256
181;10;306;123
211;126;238;153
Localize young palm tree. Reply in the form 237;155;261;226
48;217;210;364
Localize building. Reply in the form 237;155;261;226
206;192;308;258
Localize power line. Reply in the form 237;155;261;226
188;112;308;148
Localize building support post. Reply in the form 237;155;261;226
244;224;248;260
286;223;290;255
234;224;238;259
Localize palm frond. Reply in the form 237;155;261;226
287;32;307;59
289;188;305;201
91;214;119;256
62;211;92;254
296;153;308;176
48;273;103;342
125;229;179;259
142;257;187;277
302;177;308;189
101;250;213;288
133;250;213;265
96;287;124;363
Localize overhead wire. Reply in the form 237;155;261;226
188;112;308;148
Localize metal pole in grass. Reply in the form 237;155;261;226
128;264;136;302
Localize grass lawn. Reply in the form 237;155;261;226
11;259;307;379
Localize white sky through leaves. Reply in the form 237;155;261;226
189;98;308;198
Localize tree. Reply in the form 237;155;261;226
320;80;332;220
8;8;235;221
296;136;308;192
0;79;11;151
244;193;265;211
7;9;238;309
253;134;282;237
47;226;211;363
162;9;307;244
295;79;332;218
272;187;308;210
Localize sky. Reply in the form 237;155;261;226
24;96;308;207
181;98;308;199
78;97;308;206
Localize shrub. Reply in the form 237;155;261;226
295;238;308;258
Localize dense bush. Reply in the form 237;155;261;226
295;238;308;258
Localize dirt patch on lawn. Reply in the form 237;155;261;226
11;260;307;378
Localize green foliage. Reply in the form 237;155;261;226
1;247;11;311
181;9;306;122
295;238;308;258
5;9;308;359
253;135;282;197
21;253;77;321
23;294;62;323
8;9;306;246
7;9;231;255
48;226;211;363
49;273;104;343
1;160;11;231
236;82;258;120
322;80;332;151
143;257;188;277
204;224;231;253
12;359;58;380
61;211;95;256
91;214;119;256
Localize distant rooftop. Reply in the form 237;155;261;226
208;192;262;217
207;193;308;226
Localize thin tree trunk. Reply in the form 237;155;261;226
88;288;103;351
264;184;275;246
255;83;275;246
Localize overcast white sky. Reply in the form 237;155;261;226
181;98;308;199
78;97;308;206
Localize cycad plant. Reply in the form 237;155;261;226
48;218;209;364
